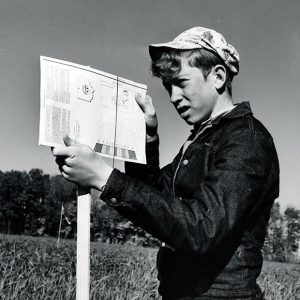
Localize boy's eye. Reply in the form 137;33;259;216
173;78;188;88
162;78;188;95
177;80;187;88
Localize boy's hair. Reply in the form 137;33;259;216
151;48;233;95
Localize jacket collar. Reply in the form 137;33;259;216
190;101;253;136
211;101;252;125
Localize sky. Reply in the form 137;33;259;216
0;0;299;209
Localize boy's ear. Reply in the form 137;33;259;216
213;65;227;90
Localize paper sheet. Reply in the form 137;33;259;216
39;56;147;164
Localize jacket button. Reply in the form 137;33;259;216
110;197;118;205
182;159;189;166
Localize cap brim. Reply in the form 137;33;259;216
149;41;201;60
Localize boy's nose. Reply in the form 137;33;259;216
170;86;182;104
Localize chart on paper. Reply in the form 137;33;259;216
39;56;147;164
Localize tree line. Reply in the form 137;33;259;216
263;202;300;262
0;168;299;260
0;168;159;247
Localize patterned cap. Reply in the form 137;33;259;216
149;26;240;76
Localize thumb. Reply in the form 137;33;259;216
63;134;77;147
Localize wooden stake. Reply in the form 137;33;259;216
57;204;64;247
76;188;91;300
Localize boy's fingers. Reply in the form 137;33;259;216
64;156;74;166
145;94;153;105
135;93;155;114
61;170;70;180
58;164;71;178
52;146;74;157
135;93;145;110
61;164;72;174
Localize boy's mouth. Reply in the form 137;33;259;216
177;106;190;116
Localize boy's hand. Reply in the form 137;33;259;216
52;135;113;190
135;94;158;140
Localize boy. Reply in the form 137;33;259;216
53;27;279;299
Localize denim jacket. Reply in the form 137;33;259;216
101;102;280;299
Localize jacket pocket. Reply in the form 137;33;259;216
175;142;217;198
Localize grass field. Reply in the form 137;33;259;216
0;234;299;300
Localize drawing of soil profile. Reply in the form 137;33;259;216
77;76;95;102
100;82;132;113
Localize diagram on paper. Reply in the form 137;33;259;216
100;82;132;113
77;77;95;102
39;56;147;164
95;79;143;161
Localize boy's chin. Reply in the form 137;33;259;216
183;116;202;126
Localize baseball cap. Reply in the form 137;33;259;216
149;26;240;76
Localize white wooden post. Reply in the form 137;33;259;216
76;189;91;300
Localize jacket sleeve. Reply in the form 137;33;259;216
124;136;176;192
100;128;278;254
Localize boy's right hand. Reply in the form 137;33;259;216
135;94;158;141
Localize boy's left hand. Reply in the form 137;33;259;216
52;135;113;190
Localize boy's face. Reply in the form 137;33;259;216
163;58;218;125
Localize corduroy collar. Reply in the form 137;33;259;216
190;102;253;136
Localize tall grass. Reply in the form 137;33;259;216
0;234;299;299
258;260;300;300
0;234;159;299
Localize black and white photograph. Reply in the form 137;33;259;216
0;0;299;299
